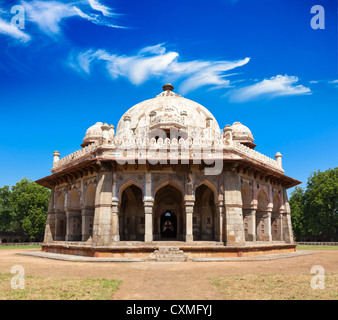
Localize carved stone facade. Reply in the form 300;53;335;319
37;84;300;258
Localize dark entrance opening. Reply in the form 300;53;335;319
160;211;177;239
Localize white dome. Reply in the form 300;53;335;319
115;84;221;141
82;122;103;147
231;121;253;139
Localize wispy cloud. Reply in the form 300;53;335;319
87;0;115;17
229;75;311;102
70;43;250;93
0;17;31;42
21;0;125;37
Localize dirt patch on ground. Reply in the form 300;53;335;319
0;248;337;300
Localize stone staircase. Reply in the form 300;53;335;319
146;246;192;262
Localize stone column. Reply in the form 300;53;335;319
81;207;94;241
272;213;283;241
43;188;55;243
263;211;272;242
282;189;294;243
65;211;81;241
277;213;283;241
65;210;72;241
184;195;194;242
144;200;153;242
92;162;113;246
111;200;120;242
216;196;224;243
246;209;256;241
55;211;66;241
224;166;245;246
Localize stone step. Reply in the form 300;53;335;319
145;246;192;262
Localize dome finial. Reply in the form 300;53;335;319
162;83;174;91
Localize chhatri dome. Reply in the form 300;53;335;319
36;83;301;261
231;121;256;149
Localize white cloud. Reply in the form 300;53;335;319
23;1;76;35
229;75;311;102
22;0;124;36
177;58;250;94
72;43;250;93
87;0;115;17
0;17;31;42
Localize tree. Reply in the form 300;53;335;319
289;186;306;241
0;178;51;241
290;167;338;241
0;185;14;232
305;168;338;241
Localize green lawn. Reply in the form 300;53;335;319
0;245;41;250
297;245;338;250
0;273;121;300
211;273;338;300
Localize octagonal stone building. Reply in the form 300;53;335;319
36;84;300;260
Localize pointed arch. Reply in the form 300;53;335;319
194;179;218;203
84;184;95;207
119;184;145;241
55;193;65;211
69;189;81;210
153;180;184;199
118;179;144;204
153;183;184;240
241;184;252;209
257;188;269;211
193;184;216;241
273;193;281;212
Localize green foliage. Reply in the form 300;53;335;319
0;178;50;240
290;167;338;241
0;185;15;232
289;186;306;240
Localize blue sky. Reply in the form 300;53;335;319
0;0;337;196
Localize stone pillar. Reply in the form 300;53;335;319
184;195;194;242
216;196;225;243
43;188;55;243
65;210;72;241
144;200;153;242
272;213;283;241
143;170;153;243
81;207;94;241
246;209;256;241
54;211;66;241
111;200;120;242
282;189;294;243
263;211;272;242
278;213;283;241
92;162;113;246
224;166;245;246
65;210;81;241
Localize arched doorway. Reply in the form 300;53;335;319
256;189;269;241
241;184;253;241
154;184;184;240
160;211;177;239
193;184;216;241
67;189;82;241
55;193;66;241
119;184;145;241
